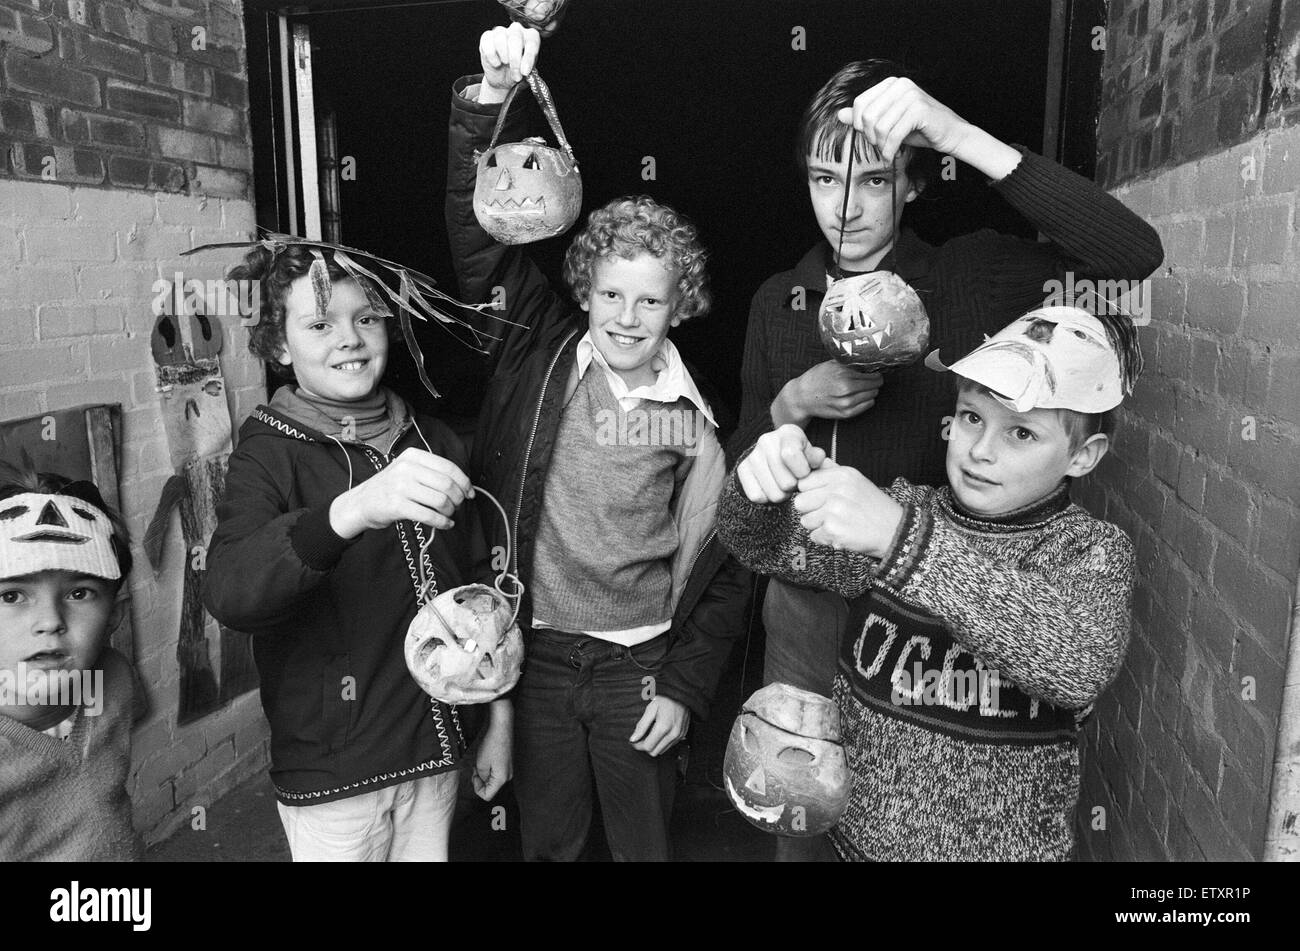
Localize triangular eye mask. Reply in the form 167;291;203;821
0;493;121;580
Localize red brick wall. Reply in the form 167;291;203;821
1077;0;1299;860
1;0;250;198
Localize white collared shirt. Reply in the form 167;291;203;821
574;331;718;428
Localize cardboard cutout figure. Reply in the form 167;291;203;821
146;291;256;723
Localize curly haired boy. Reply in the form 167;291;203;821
443;24;750;861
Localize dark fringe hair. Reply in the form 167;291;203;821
796;59;942;193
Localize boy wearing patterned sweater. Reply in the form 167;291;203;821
719;305;1141;861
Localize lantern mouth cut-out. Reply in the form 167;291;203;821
473;71;582;246
404;583;524;705
818;270;930;371
723;683;850;837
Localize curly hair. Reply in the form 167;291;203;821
562;196;710;322
0;457;133;586
227;244;392;378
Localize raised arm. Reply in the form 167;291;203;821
444;24;580;377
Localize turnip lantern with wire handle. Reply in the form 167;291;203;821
473;70;582;245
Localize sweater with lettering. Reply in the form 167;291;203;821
717;475;1134;861
0;647;141;861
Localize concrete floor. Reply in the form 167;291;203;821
145;763;773;862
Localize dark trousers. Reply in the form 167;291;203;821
513;628;678;862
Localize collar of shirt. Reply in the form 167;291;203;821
575;331;717;428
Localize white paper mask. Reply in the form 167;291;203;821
925;305;1129;413
0;492;121;581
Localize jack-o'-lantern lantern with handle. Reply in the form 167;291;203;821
818;270;930;370
405;584;524;704
723;682;850;836
495;0;572;36
474;70;581;245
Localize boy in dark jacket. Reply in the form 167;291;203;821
446;24;749;861
203;244;509;861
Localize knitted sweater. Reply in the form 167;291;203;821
530;368;694;633
0;648;142;861
728;146;1165;482
717;475;1134;861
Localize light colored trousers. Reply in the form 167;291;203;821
276;770;460;862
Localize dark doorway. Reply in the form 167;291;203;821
240;0;1103;860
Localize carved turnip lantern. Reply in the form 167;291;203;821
474;70;581;245
495;0;572;36
723;683;851;837
818;270;930;370
405;584;524;704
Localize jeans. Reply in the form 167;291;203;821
275;770;459;862
761;577;847;698
513;628;678;861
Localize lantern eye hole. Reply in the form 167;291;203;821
485;152;498;168
0;504;28;521
71;506;97;521
522;151;540;170
776;747;816;765
158;315;178;348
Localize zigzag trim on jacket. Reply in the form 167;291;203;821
274;748;459;802
250;408;310;441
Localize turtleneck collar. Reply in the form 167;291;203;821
270;385;408;452
939;479;1074;532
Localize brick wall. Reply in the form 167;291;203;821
0;0;269;845
1077;0;1300;860
1098;0;1300;187
1;0;250;198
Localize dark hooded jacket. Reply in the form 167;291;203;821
202;399;488;804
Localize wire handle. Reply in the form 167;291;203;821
832;130;898;279
485;69;578;166
416;485;524;629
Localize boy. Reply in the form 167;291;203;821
203;243;509;861
446;24;749;861
719;306;1140;861
0;461;142;861
732;59;1161;860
